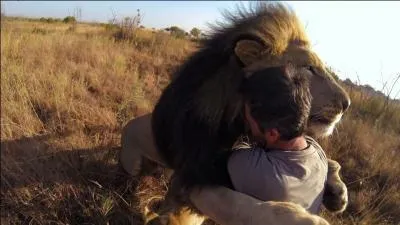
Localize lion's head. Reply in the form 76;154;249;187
152;2;350;187
209;2;350;138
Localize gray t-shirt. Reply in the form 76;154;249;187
227;136;328;214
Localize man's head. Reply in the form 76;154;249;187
241;64;312;145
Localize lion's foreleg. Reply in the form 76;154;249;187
145;192;206;225
323;159;348;213
144;172;206;225
145;208;205;225
120;114;166;176
190;186;330;225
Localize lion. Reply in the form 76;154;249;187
120;2;350;224
121;115;344;225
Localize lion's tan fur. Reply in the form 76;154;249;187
211;2;325;70
120;114;165;176
211;2;310;53
190;186;329;225
145;206;205;225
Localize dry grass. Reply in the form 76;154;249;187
1;19;192;224
1;19;399;225
319;88;400;225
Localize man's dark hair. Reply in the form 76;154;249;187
241;65;312;140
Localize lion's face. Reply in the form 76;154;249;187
235;40;350;138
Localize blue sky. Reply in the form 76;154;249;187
3;1;400;99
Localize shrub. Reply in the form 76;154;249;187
46;18;55;23
169;26;186;39
190;27;201;38
39;17;59;23
63;16;76;23
110;10;142;42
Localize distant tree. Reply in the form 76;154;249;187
169;26;185;39
200;32;208;39
343;78;354;85
63;16;76;23
46;18;55;23
39;17;59;23
190;27;201;38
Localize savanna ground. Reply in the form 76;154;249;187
1;18;400;225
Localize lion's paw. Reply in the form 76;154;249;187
323;160;348;213
145;215;170;225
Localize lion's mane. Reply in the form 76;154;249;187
152;2;314;189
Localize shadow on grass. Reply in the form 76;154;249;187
0;133;166;224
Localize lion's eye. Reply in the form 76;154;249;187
305;65;315;74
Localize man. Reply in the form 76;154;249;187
227;64;328;214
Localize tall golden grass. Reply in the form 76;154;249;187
1;19;399;225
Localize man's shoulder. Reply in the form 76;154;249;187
305;136;322;149
228;147;272;172
230;147;265;162
305;135;327;162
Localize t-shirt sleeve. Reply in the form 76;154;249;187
227;149;287;201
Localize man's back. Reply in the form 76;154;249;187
228;136;328;214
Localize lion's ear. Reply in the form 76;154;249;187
234;40;264;66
